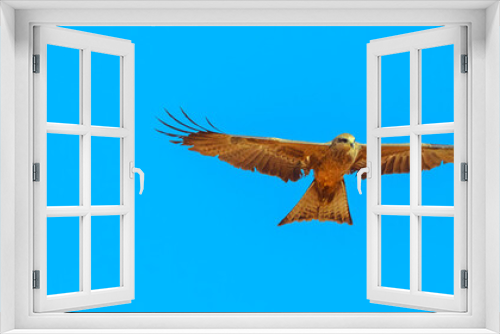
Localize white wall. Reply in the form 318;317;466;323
1;2;16;332
485;2;500;332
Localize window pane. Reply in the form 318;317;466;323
91;136;121;205
421;216;454;295
381;215;410;290
47;45;80;124
381;52;410;127
91;52;121;127
421;133;454;206
420;45;454;124
47;217;80;295
381;136;410;205
47;133;80;206
91;215;121;290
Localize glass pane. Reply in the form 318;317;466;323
381;52;410;127
47;45;80;124
381;136;410;205
91;136;121;205
47;217;80;295
381;215;410;290
47;133;80;206
421;216;454;295
91;52;121;127
421;133;454;206
91;215;121;290
421;45;454;124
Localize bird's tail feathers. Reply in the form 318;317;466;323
278;180;353;226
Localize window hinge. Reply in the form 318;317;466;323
461;270;468;289
461;162;468;182
33;163;40;182
33;270;40;289
461;54;468;73
33;54;40;73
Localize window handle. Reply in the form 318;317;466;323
356;162;371;195
129;162;144;195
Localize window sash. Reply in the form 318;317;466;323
32;25;136;313
366;26;468;312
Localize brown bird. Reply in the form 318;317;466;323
157;109;454;226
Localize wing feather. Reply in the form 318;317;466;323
157;110;329;182
350;143;454;176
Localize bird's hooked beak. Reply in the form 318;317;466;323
350;137;356;149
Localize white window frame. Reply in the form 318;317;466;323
1;2;499;333
33;25;136;313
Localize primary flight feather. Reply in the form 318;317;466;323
157;109;454;226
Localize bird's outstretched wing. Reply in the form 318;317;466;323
350;143;454;176
157;109;330;182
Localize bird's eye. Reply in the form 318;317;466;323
338;138;348;143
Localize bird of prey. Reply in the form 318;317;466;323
157;109;454;226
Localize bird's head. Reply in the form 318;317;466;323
331;133;356;151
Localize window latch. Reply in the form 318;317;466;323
357;162;371;195
129;162;144;195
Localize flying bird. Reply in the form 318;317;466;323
157;109;454;226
